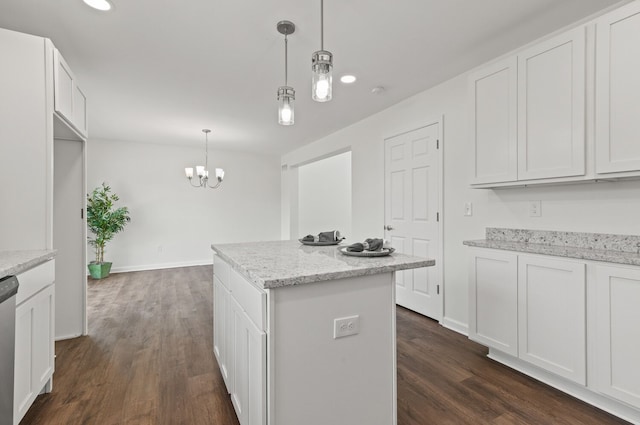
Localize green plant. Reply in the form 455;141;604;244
87;183;131;264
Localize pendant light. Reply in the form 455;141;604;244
277;21;295;126
184;129;225;189
312;0;333;102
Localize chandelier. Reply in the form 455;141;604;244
184;129;225;189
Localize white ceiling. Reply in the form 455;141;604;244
0;0;621;154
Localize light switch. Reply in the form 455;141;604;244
464;202;473;217
529;200;542;217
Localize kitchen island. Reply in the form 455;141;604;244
211;240;434;425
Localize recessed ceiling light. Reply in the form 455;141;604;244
340;75;357;84
83;0;112;11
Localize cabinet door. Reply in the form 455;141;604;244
14;296;36;424
32;285;54;392
229;297;266;425
14;284;55;425
468;249;518;356
595;2;640;174
518;256;586;384
213;276;231;392
517;27;586;180
469;57;518;184
53;49;88;138
595;265;640;409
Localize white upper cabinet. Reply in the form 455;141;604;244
595;2;640;174
469;57;518;184
54;49;88;138
517;27;586;180
470;26;587;187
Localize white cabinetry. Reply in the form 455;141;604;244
14;260;55;425
213;256;266;425
469;58;518;184
595;265;640;409
469;27;586;187
54;50;88;138
517;256;586;384
517;28;586;180
595;2;640;175
468;249;518;355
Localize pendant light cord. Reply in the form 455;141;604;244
285;34;288;86
320;0;324;50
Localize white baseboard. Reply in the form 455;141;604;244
489;349;640;425
110;260;213;274
55;333;82;341
441;316;468;336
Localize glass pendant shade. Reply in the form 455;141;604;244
278;86;295;126
312;50;333;102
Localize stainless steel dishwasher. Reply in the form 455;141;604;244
0;275;18;425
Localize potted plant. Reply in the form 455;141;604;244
86;183;131;279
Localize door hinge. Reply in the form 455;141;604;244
436;212;440;222
436;139;439;149
437;284;440;295
81;208;84;219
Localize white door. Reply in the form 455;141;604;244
384;122;442;320
53;138;86;339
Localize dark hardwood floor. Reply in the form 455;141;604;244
22;266;628;425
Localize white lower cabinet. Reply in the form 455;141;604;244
468;249;518;356
213;276;231;391
517;256;586;384
14;262;55;425
214;256;266;425
229;296;266;425
595;265;640;410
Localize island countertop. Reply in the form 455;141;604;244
211;240;434;289
0;250;57;280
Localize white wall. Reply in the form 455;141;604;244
281;21;640;334
297;151;352;240
88;138;281;272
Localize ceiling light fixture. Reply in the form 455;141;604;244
185;129;225;189
83;0;112;11
340;75;356;84
277;21;296;126
311;0;333;102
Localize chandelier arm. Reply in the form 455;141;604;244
188;177;202;188
207;179;222;189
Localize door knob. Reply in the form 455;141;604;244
385;225;394;231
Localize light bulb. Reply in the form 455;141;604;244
278;90;295;126
312;67;332;102
315;79;329;100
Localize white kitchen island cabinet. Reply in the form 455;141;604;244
211;240;433;425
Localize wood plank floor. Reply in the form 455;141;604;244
22;266;629;425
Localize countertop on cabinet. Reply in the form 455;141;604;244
211;240;434;289
464;227;640;266
0;250;57;280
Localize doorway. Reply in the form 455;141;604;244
53;138;86;339
297;151;352;239
384;120;443;321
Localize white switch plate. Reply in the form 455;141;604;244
333;315;360;339
529;200;542;217
464;202;473;217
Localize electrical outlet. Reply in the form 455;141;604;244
529;201;542;217
158;245;163;253
333;315;360;339
464;202;473;217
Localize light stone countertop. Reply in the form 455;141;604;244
0;250;57;280
464;228;640;266
211;240;435;289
